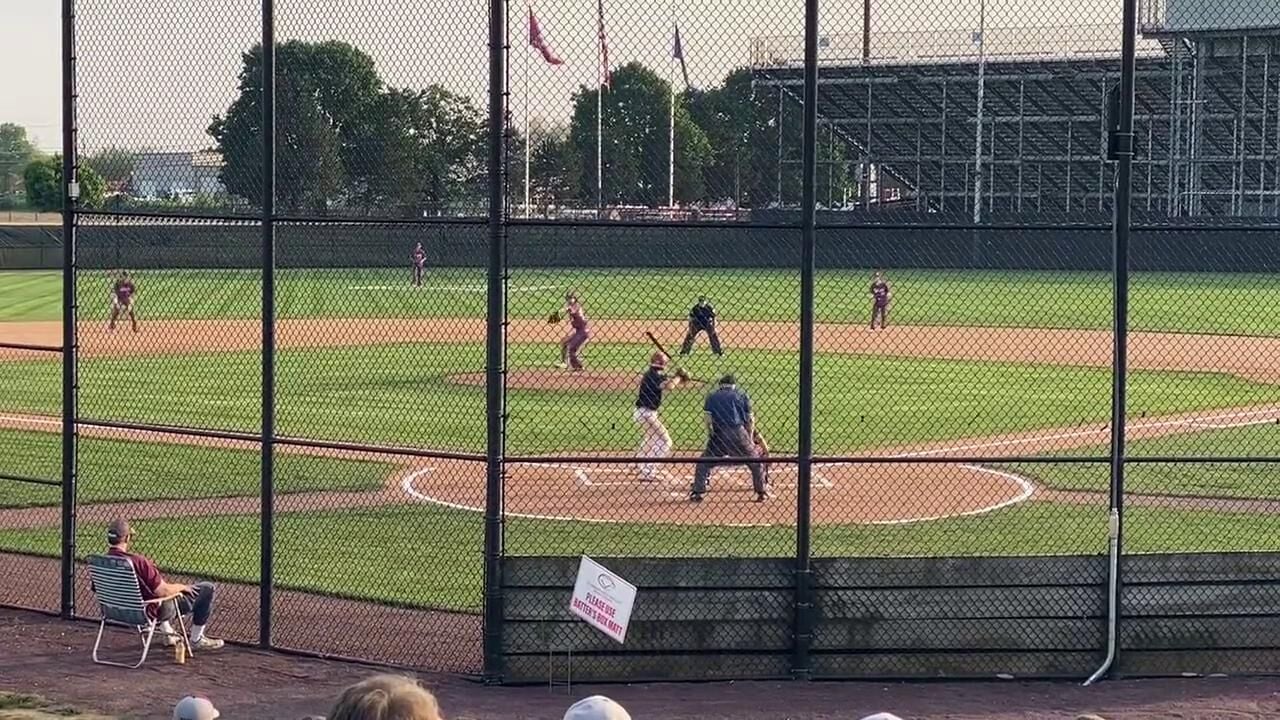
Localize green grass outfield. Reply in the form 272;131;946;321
2;499;1279;610
0;342;1272;453
4;268;1280;335
0;429;393;508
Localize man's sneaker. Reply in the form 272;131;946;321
688;492;704;503
554;362;568;369
191;636;225;650
754;490;773;502
160;632;180;647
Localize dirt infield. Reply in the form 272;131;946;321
5;317;1280;382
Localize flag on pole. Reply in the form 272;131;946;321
597;0;612;89
529;8;563;65
672;23;690;90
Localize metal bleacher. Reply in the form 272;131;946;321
752;21;1280;218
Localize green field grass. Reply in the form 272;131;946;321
4;268;1280;335
1;499;1278;610
0;429;394;508
1004;422;1280;499
0;342;1272;454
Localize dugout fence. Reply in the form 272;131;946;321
4;0;1280;685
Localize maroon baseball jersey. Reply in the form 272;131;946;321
870;280;890;306
568;302;588;331
412;248;426;267
114;280;136;302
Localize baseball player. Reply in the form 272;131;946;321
680;295;723;356
410;242;427;287
869;270;892;330
552;291;590;371
633;352;690;481
751;425;771;486
690;374;770;503
108;270;138;333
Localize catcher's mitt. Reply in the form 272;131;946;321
546;310;562;324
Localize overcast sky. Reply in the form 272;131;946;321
2;0;1121;154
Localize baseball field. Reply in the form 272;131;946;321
1;267;1279;615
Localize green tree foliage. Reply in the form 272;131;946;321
568;62;712;206
209;40;486;214
22;155;105;211
85;147;136;185
0;123;37;199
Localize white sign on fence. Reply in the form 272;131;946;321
568;555;637;644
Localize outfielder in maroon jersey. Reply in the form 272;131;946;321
410;242;427;287
869;271;892;330
108;270;139;333
557;291;590;371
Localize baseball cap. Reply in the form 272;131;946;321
563;695;631;720
106;517;132;544
649;351;668;368
173;696;220;720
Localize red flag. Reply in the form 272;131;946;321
597;0;611;89
673;23;690;90
528;8;563;65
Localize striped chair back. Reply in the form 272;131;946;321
88;554;151;626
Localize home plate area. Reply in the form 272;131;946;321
402;458;1034;527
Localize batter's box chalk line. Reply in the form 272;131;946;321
398;463;1036;526
542;462;835;490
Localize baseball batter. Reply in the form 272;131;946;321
555;291;590;371
108;270;139;333
680;295;723;356
633;352;689;481
410;242;427;287
869;271;892;330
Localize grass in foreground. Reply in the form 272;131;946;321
4;268;1280;336
0;342;1273;454
0;429;393;508
1004;422;1280;499
0;499;1276;610
0;693;112;720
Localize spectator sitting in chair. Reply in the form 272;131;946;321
106;517;224;650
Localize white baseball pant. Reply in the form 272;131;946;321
632;406;671;479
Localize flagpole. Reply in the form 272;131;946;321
524;7;531;218
668;13;676;209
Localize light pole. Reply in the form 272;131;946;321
972;0;986;223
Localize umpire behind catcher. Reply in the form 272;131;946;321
690;374;770;503
680;296;723;356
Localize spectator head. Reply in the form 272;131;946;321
172;696;220;720
563;695;631;720
328;674;442;720
719;374;736;386
106;517;133;548
859;714;904;720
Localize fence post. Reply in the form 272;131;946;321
791;0;820;680
1085;0;1138;686
259;0;277;649
59;0;79;620
482;0;508;683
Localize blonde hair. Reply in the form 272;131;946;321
328;675;442;720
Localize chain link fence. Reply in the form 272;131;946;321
1;0;1279;681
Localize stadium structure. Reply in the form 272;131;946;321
751;0;1280;218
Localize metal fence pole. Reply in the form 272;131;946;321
792;0;819;680
482;0;508;683
60;0;79;620
259;0;277;649
1085;0;1138;686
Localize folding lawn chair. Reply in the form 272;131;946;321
87;553;193;668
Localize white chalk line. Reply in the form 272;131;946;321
894;407;1280;458
537;461;834;490
346;283;560;293
399;467;615;524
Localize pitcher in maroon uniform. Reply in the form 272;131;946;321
869;271;892;330
556;291;591;371
410;242;427;287
108;270;139;333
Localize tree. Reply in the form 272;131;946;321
0;123;37;199
85;147;136;186
22;155;105;211
209;40;382;212
568;62;712;206
527;124;579;208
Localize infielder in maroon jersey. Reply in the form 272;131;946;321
108;270;139;333
557;291;590;371
869;270;892;330
410;242;427;287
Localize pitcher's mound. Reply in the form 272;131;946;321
447;368;639;391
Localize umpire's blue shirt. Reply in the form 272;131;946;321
704;384;751;430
